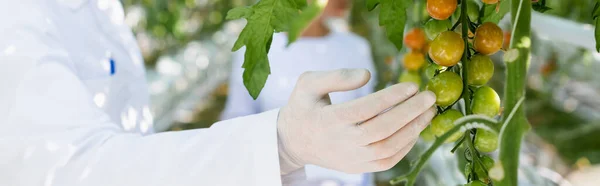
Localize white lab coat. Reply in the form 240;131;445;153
0;0;284;185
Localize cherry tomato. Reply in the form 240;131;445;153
405;28;427;50
465;180;487;186
420;125;436;142
427;0;457;20
474;22;504;55
398;70;422;85
424;19;452;40
427;71;463;107
475;130;498;153
425;63;444;79
466;55;494;86
453;0;480;23
403;51;426;70
431;109;464;143
503;31;511;49
481;0;499;4
474;155;494;182
429;31;465;67
471;86;500;117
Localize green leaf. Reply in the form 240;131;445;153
595;18;600;52
366;0;380;11
480;0;510;24
226;7;253;20
379;0;407;51
294;0;307;8
593;2;600;19
229;0;301;99
287;0;328;45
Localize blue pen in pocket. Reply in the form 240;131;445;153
110;58;116;75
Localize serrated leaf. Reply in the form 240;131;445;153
226;7;253;20
287;0;328;45
229;0;301;99
379;0;407;50
366;0;380;11
595;18;600;52
481;0;510;24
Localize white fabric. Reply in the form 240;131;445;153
0;0;283;185
223;32;376;185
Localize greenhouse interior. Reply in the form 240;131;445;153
2;0;600;186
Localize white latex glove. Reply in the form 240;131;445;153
277;69;437;175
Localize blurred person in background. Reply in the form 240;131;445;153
222;0;377;185
0;0;438;186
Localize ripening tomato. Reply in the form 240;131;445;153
466;55;494;86
398;70;422;85
481;0;499;4
427;71;463;107
424;19;452;40
420;125;436;142
503;31;511;49
465;180;487;186
427;0;458;20
429;31;464;67
405;28;427;50
471;86;500;117
403;51;426;70
431;109;464;143
475;130;498;153
474;22;504;55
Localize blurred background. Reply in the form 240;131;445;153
121;0;600;185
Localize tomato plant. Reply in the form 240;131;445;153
227;0;533;185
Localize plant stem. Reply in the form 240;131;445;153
497;0;532;185
460;0;472;115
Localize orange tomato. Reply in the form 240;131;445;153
503;31;511;49
403;51;426;71
405;28;427;50
427;0;458;20
473;22;503;55
429;31;464;67
482;0;499;4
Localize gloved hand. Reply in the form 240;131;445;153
277;69;437;175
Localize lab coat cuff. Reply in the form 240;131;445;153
248;108;283;186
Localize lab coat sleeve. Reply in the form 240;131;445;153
220;49;261;120
1;62;284;186
0;4;283;186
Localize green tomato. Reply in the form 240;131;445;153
420;125;436;142
471;86;500;117
467;55;494;86
398;70;422;85
427;71;463;107
453;0;480;23
475;130;498;153
425;63;444;79
430;109;464;143
464;180;487;186
474;155;495;181
424;19;452;40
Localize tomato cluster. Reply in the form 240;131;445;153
415;0;504;185
397;28;429;84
